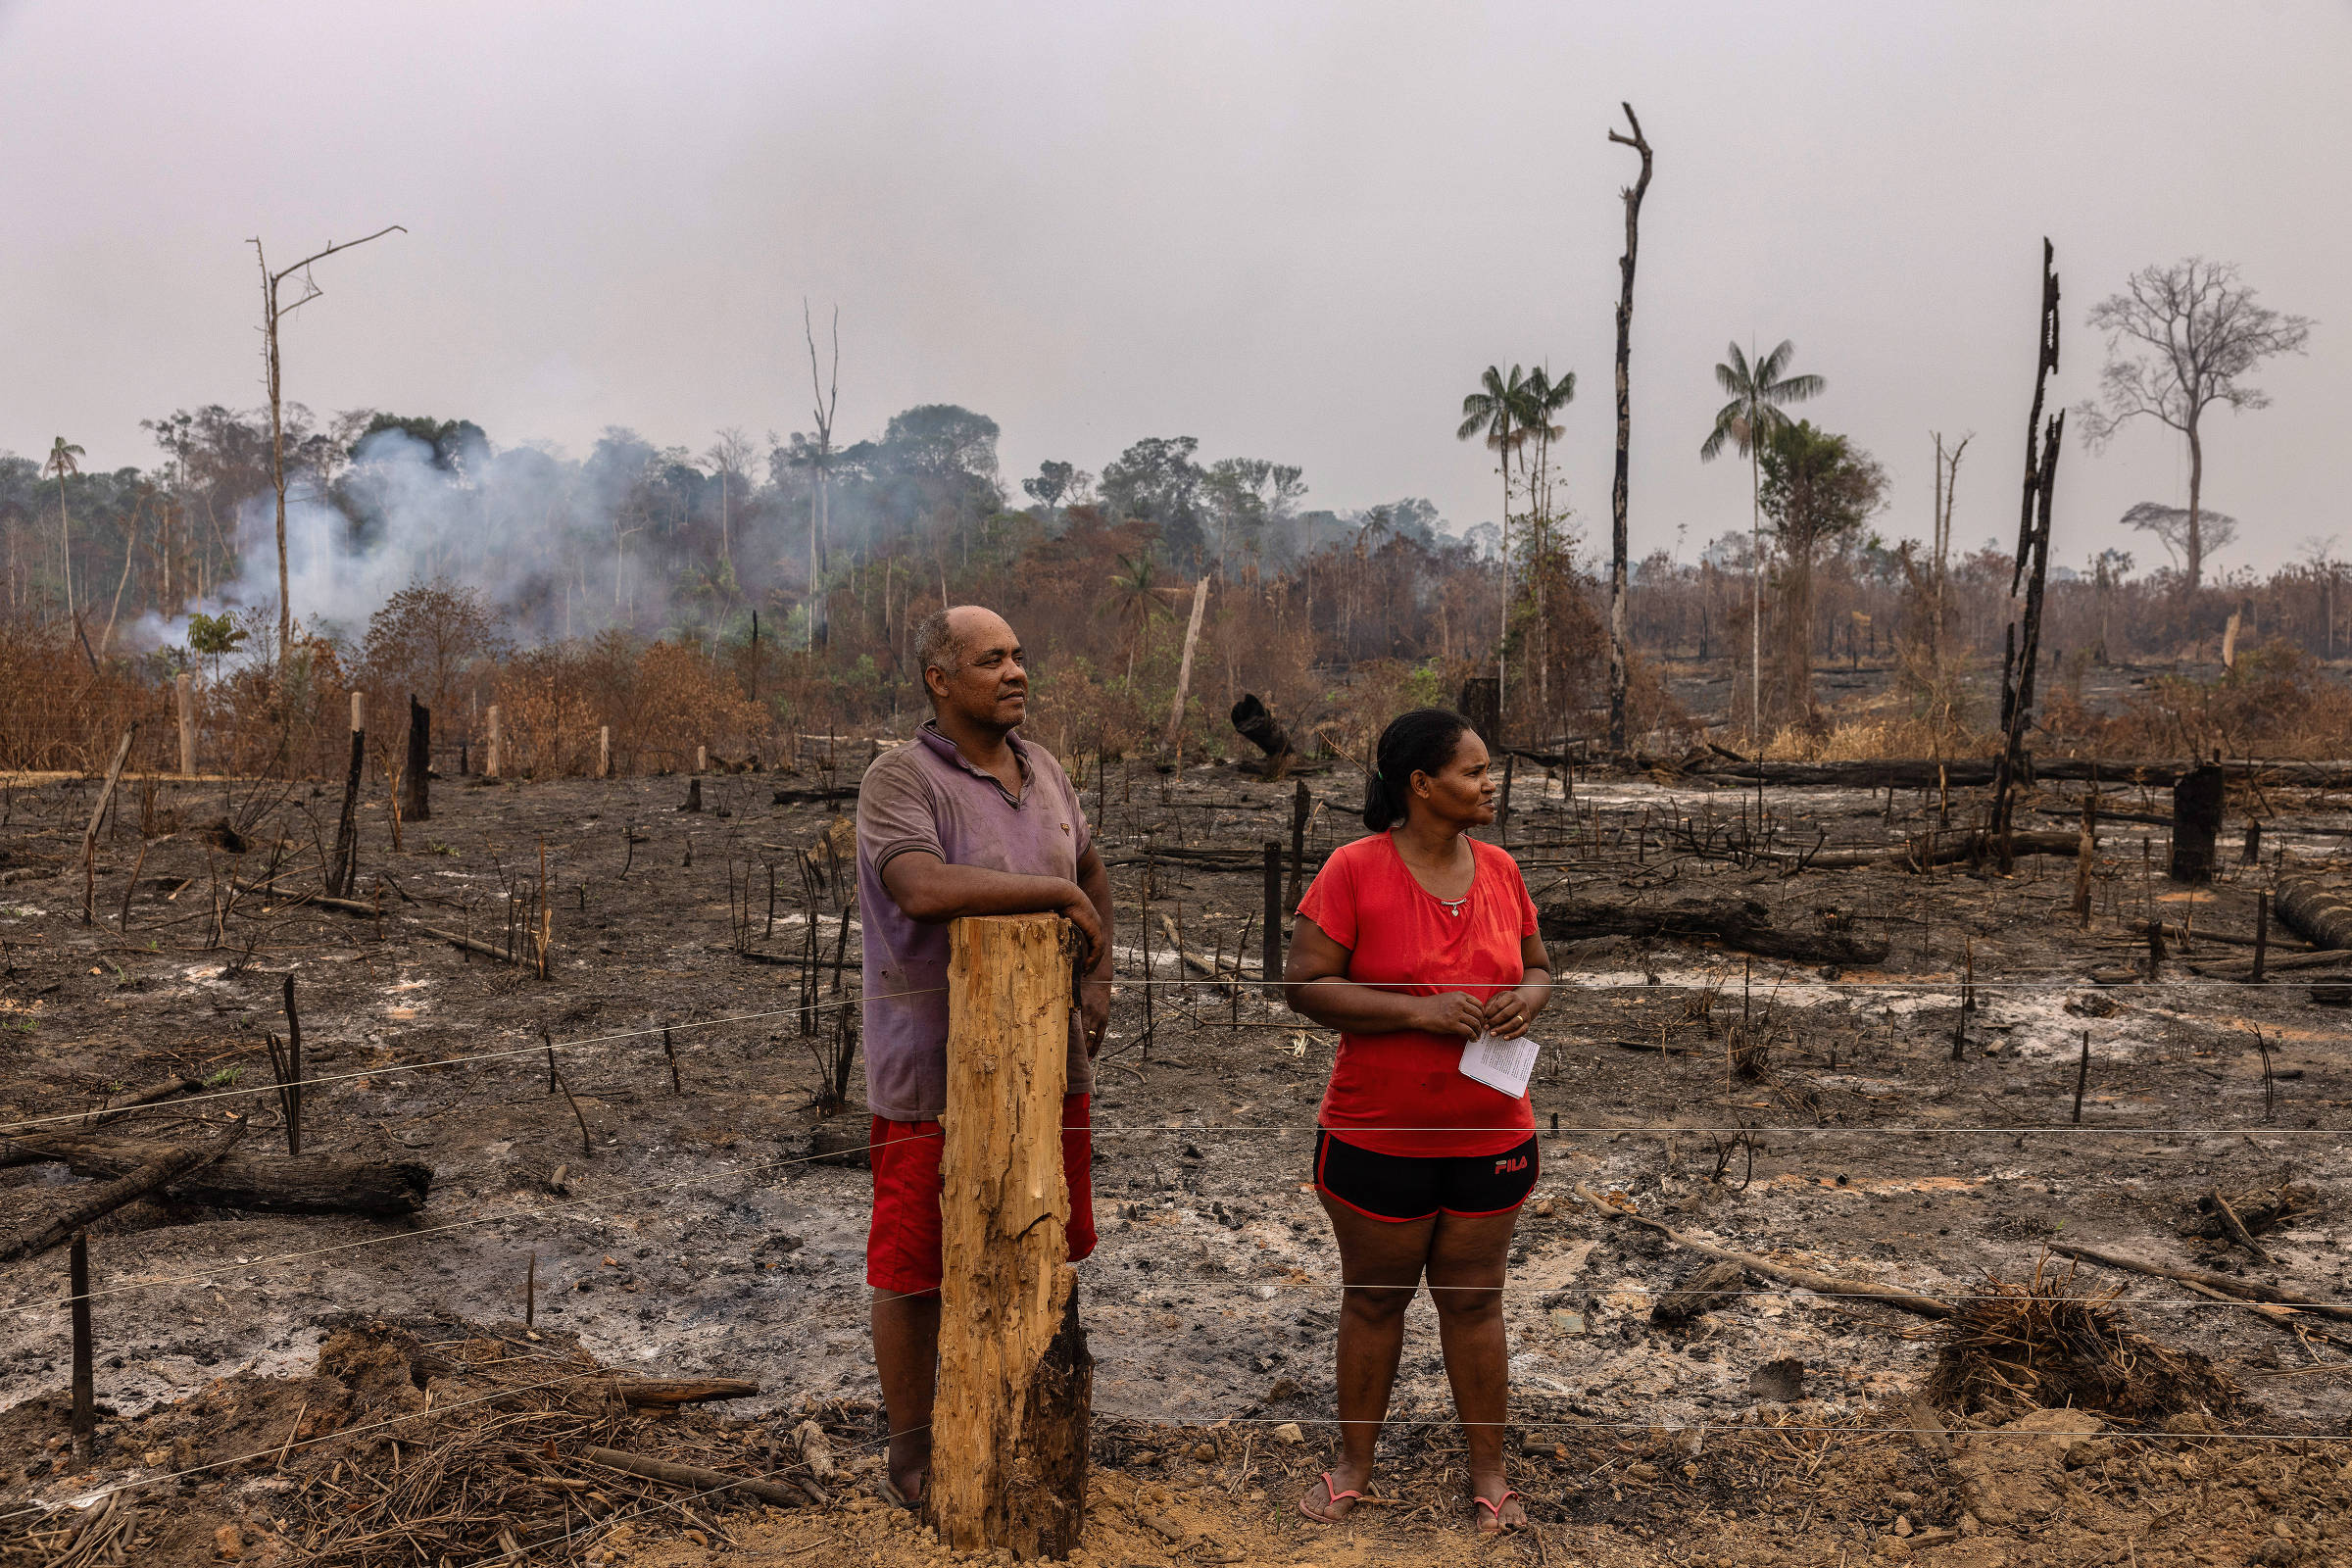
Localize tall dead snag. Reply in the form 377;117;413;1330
935;914;1092;1558
1163;577;1210;757
1990;240;2063;871
251;224;405;662
1605;101;1652;753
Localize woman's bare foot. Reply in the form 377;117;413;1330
1298;1460;1373;1524
1470;1475;1527;1533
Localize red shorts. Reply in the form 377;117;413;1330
865;1093;1097;1298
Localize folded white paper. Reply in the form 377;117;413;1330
1457;1030;1541;1099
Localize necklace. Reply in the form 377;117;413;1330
1436;895;1468;918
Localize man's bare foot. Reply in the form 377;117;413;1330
1470;1477;1527;1533
885;1436;930;1509
1298;1460;1372;1524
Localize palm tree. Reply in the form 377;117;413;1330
1105;552;1168;685
43;437;84;620
1521;368;1575;717
1457;365;1536;724
1700;341;1824;735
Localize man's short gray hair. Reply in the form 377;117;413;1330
912;610;963;685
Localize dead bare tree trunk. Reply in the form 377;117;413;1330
250;224;405;662
1990;240;2062;872
1606;102;1652;753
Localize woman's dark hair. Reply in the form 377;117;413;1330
1361;708;1476;830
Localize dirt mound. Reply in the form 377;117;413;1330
1928;1257;2238;1424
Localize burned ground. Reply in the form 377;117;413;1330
1;753;2347;1565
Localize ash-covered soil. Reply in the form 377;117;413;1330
1;752;2347;1563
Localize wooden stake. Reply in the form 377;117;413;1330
933;914;1092;1557
598;723;612;780
79;728;135;925
1262;840;1283;985
2072;787;2096;926
328;691;366;898
69;1232;94;1453
2254;889;2270;983
486;703;503;779
525;1249;538;1328
1288;780;1310;906
664;1025;681;1095
2072;1030;2090;1124
281;972;303;1157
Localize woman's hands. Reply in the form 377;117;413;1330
1480;981;1550;1040
1413;991;1490;1040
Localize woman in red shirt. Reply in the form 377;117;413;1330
1285;707;1551;1534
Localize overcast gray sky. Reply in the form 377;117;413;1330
4;0;2345;574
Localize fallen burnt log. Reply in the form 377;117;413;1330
1796;827;2083;871
0;1117;248;1264
1577;1185;1951;1319
1538;894;1889;964
1684;758;2352;790
7;1133;431;1215
2273;875;2352;951
1229;693;1294;779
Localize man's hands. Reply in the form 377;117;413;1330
1054;884;1104;969
1079;976;1112;1056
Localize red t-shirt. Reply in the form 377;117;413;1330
1297;832;1541;1157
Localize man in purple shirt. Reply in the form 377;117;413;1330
855;604;1113;1507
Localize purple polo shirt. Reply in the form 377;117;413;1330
856;721;1094;1122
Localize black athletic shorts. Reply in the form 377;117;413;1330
1313;1130;1541;1223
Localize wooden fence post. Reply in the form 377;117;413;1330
598;725;612;780
175;672;196;778
934;913;1092;1558
486;704;503;779
329;693;365;898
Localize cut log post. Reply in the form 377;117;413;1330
1163;577;1209;757
2243;821;2263;864
2170;762;2225;883
598;724;612;780
934;913;1092;1559
175;672;197;778
404;697;430;824
485;704;503;779
697;745;709;774
5;1134;431;1215
2255;890;2270;982
1228;694;1294;780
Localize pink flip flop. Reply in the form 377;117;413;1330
1299;1472;1361;1524
1473;1490;1523;1532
